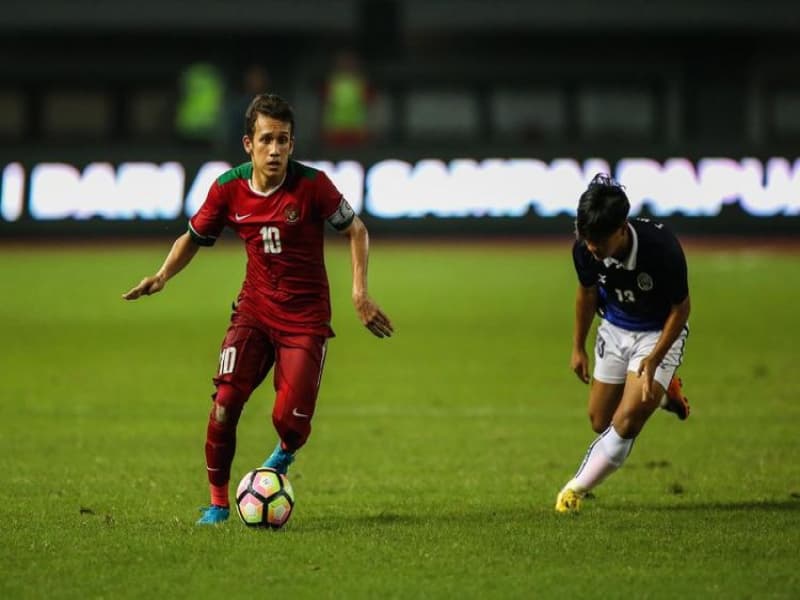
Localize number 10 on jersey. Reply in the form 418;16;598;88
260;226;283;254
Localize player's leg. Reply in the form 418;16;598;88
656;327;690;420
587;380;625;433
197;385;246;524
585;320;630;432
556;321;627;513
555;328;683;513
556;381;624;512
198;324;275;524
661;375;690;420
612;372;665;438
556;373;665;513
262;334;327;474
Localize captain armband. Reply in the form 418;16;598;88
188;222;217;247
326;198;356;231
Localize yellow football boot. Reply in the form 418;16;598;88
555;487;583;514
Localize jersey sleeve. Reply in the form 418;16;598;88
188;181;227;246
662;234;689;305
315;171;355;231
572;240;598;287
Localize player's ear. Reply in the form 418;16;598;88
242;135;253;155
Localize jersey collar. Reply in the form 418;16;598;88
602;222;638;270
248;172;287;198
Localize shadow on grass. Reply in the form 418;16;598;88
298;507;564;532
296;499;799;530
297;511;426;532
599;499;800;512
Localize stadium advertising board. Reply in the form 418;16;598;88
2;156;799;236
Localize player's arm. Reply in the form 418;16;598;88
122;232;200;300
652;296;690;363
637;235;690;400
571;284;598;383
637;295;690;399
339;215;393;338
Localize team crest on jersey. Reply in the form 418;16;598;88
637;272;654;291
284;204;299;224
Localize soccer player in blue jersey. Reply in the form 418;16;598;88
555;174;691;513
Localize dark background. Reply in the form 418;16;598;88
1;0;799;237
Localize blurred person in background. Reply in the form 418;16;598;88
123;93;393;525
222;63;271;151
174;61;226;146
555;174;691;514
321;49;373;147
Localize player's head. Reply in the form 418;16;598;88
243;94;295;186
575;173;630;260
244;93;295;139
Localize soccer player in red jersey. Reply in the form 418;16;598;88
123;94;393;525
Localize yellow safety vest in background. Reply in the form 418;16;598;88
323;73;368;132
175;63;224;140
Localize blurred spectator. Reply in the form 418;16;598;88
174;62;226;145
321;50;373;147
222;63;271;150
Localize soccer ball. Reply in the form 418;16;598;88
235;467;295;529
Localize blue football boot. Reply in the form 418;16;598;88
262;442;295;475
196;505;230;525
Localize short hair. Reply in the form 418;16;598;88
575;173;630;241
244;93;295;138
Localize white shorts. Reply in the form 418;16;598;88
593;320;688;390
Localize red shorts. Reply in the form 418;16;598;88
213;313;328;428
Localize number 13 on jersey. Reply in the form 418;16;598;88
614;288;636;303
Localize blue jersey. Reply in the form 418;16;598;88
572;219;689;332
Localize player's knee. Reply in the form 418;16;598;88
611;411;644;439
588;411;611;434
212;403;230;424
210;384;246;426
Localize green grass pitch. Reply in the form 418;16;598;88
1;237;798;598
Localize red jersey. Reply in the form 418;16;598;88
189;160;355;337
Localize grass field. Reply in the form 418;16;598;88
1;237;799;599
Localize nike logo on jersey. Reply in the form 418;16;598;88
292;408;310;419
234;212;253;221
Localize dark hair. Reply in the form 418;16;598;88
575;173;630;241
244;93;295;138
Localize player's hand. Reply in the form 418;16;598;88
570;348;590;384
122;274;166;300
353;294;393;338
637;355;658;403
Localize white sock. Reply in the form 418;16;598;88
566;426;634;493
